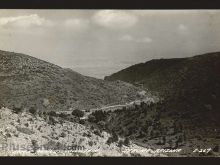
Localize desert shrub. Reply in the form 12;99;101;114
130;152;142;157
90;125;95;130
136;130;145;138
213;145;219;152
112;131;119;142
27;118;33;122
97;121;106;129
38;111;43;117
118;140;123;148
59;113;68;118
59;99;65;104
106;137;114;145
79;119;85;125
88;115;96;122
93;129;102;137
72;109;84;118
37;126;42;131
48;111;57;117
16;126;34;135
0;102;4;109
31;140;39;153
49;116;56;125
123;137;130;146
106;132;119;145
88;141;93;146
13;107;23;114
91;110;107;123
60;132;66;138
5;133;11;137
29;107;37;115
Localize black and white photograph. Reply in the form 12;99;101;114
0;9;220;157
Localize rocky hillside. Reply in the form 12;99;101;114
0;107;165;157
0;50;142;111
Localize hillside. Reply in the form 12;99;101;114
105;52;220;99
103;52;220;156
0;107;165;156
87;101;220;157
105;52;220;120
0;50;142;111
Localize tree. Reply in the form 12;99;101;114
72;109;84;118
92;110;107;123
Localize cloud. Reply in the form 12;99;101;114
0;14;53;29
119;35;152;43
119;34;134;41
138;37;153;43
64;18;89;31
178;24;188;31
92;10;138;29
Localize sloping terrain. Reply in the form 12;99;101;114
105;52;220;99
104;52;220;156
87;101;220;157
0;50;141;111
104;52;220;127
0;107;165;157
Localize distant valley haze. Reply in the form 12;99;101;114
1;10;220;78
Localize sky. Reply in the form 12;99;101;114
0;10;220;79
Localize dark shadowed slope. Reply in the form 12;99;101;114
105;52;220;107
0;50;141;111
104;52;220;144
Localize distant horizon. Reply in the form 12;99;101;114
1;10;220;78
1;48;219;79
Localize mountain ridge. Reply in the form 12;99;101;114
104;51;220;136
0;50;143;111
